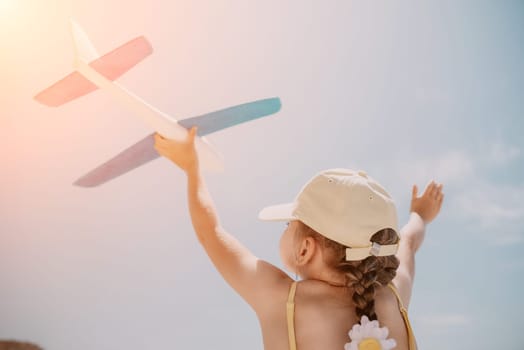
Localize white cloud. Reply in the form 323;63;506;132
454;184;524;224
428;150;475;184
387;142;524;245
452;181;524;245
486;142;521;166
390;150;474;191
392;142;520;188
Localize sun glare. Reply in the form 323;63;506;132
0;0;16;17
0;0;25;26
0;0;12;10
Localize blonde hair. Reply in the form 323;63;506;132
295;220;400;321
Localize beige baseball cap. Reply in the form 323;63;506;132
258;168;400;261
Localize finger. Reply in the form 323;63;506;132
436;183;444;196
153;138;163;148
430;186;437;199
155;133;166;142
412;184;418;200
424;180;434;195
154;142;166;151
190;126;198;140
436;184;443;198
429;181;438;197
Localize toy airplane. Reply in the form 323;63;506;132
34;20;281;187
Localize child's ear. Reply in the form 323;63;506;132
297;237;316;265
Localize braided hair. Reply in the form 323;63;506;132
296;220;400;321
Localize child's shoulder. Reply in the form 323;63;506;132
254;275;294;318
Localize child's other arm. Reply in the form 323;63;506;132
154;128;287;312
393;180;444;309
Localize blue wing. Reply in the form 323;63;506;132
73;97;282;187
178;97;281;135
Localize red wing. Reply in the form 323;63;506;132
34;36;153;107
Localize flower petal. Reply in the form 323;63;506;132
361;315;370;325
381;326;389;338
349;328;363;342
346;342;359;350
369;319;379;329
369;327;383;339
381;338;397;350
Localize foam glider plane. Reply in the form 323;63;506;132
34;20;281;187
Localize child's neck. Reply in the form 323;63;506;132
299;265;347;287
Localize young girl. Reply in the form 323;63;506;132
154;127;444;350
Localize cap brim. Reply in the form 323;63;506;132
258;202;297;221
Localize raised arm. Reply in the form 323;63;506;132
153;127;288;312
393;180;444;309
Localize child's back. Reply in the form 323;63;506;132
154;132;444;350
257;278;413;350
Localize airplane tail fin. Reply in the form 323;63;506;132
34;20;153;107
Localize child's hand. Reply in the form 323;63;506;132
410;180;444;224
153;126;199;173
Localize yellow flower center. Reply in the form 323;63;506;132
358;338;382;350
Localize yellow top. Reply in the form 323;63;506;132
286;281;417;350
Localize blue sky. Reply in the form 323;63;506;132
1;1;523;349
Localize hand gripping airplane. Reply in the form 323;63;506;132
34;20;281;188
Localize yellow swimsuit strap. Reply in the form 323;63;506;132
286;281;298;350
387;283;417;350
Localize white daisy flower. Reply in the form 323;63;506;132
344;315;397;350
